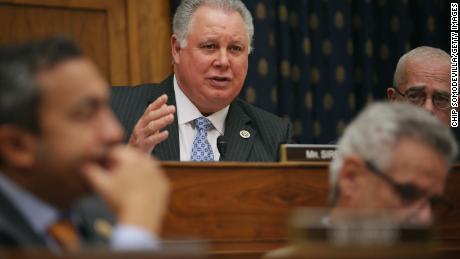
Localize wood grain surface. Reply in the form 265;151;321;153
161;162;460;255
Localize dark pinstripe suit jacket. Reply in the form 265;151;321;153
110;75;293;161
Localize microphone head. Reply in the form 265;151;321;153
217;135;227;158
217;135;224;143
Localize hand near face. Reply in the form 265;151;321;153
81;145;170;234
128;94;175;154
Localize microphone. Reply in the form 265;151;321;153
217;135;227;161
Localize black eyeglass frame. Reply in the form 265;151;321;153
392;87;451;110
364;160;453;211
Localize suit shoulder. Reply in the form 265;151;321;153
233;98;293;143
234;98;288;125
231;98;294;160
111;82;163;96
111;75;173;96
110;76;173;108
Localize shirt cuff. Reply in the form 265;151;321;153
110;224;160;251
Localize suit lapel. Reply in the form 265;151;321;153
0;189;45;246
222;101;255;161
150;76;180;161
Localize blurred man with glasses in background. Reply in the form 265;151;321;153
387;46;452;127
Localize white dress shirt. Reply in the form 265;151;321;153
174;75;229;161
0;173;159;250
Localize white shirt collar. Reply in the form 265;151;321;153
0;173;59;238
173;75;229;135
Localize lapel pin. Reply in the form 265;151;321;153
240;130;251;139
94;218;112;238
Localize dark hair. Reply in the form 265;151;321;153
0;36;82;133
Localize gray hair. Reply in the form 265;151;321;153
393;46;450;88
172;0;254;52
329;102;458;204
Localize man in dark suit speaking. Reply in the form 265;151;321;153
111;0;293;162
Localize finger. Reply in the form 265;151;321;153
135;95;168;128
146;94;168;114
136;94;168;127
142;105;176;125
141;114;175;137
142;130;169;148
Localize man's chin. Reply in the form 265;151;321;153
203;92;240;111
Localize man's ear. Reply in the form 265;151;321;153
387;86;398;102
337;155;366;205
0;125;39;169
387;87;397;101
171;35;182;65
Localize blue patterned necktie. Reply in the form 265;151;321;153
191;117;214;161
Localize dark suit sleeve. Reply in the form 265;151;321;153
110;77;180;160
273;116;294;160
284;118;294;144
110;86;150;143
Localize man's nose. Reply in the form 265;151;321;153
423;97;436;114
101;109;124;144
214;49;230;68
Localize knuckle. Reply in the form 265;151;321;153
150;121;160;131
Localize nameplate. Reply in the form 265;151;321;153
280;144;337;162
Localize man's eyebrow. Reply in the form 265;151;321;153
433;90;450;96
406;85;426;91
230;39;246;45
68;96;106;114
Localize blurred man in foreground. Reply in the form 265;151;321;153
387;46;452;127
329;102;457;224
0;37;169;250
266;102;458;258
111;0;292;162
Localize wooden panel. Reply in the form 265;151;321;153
161;162;460;254
436;167;460;250
163;163;328;240
126;0;172;84
0;2;109;80
0;250;207;259
0;0;129;85
0;0;173;85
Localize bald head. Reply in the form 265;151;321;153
393;46;450;88
388;46;452;126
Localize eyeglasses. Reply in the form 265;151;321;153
364;161;453;211
393;87;450;110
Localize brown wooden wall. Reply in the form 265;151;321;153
0;0;172;85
